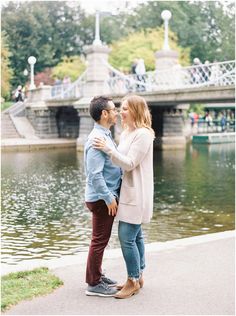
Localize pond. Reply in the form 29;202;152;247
1;143;235;265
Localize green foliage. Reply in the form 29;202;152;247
100;12;130;44
1;0;234;86
1;1;93;87
1;32;13;99
109;28;190;72
1;267;63;312
1;102;13;112
188;104;205;115
130;1;235;63
52;56;86;81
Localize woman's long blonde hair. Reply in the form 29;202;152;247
122;95;155;137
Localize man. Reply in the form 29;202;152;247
84;96;122;297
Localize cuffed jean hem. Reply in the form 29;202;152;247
128;271;143;280
118;221;145;280
127;271;140;279
128;276;140;281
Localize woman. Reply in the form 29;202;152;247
93;94;154;299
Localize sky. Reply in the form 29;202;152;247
1;0;148;14
77;0;147;13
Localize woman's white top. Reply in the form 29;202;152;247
106;127;154;225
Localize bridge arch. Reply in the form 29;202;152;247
55;106;80;138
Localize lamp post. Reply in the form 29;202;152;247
28;56;37;89
93;10;102;46
161;10;172;50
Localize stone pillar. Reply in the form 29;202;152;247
26;107;59;138
75;43;111;150
155;10;179;75
83;43;111;97
161;104;190;149
74;98;94;151
155;49;180;88
155;49;179;71
155;11;180;88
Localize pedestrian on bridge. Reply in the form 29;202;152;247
14;85;24;102
135;58;146;91
131;59;138;75
93;95;154;299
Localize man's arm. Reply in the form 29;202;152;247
86;147;117;216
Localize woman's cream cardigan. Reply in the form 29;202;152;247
105;127;154;225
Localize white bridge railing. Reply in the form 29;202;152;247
50;60;235;99
50;70;87;99
105;60;235;94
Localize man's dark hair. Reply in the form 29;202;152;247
89;96;112;122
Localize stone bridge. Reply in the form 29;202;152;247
23;36;235;150
4;10;235;149
25;65;235;149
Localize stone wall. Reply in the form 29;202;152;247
26;106;80;139
26;108;58;138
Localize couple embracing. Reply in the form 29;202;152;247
84;95;154;299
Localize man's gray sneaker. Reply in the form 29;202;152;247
85;281;118;297
101;274;117;287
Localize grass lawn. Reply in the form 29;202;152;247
1;101;13;112
1;267;63;312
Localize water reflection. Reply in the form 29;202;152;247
147;143;235;243
1;143;235;264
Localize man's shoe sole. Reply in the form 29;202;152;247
85;290;115;297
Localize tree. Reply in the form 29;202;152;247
1;1;93;87
52;56;86;81
99;12;131;44
196;1;235;61
2;0;234;88
1;32;13;100
127;1;235;63
34;68;55;87
109;28;190;72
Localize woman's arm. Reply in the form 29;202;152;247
93;129;153;171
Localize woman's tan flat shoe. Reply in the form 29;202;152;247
114;279;140;299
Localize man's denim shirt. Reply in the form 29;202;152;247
84;123;122;205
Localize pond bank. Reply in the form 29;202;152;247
3;231;235;315
2;230;234;275
1;138;76;151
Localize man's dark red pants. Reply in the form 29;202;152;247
85;200;114;286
